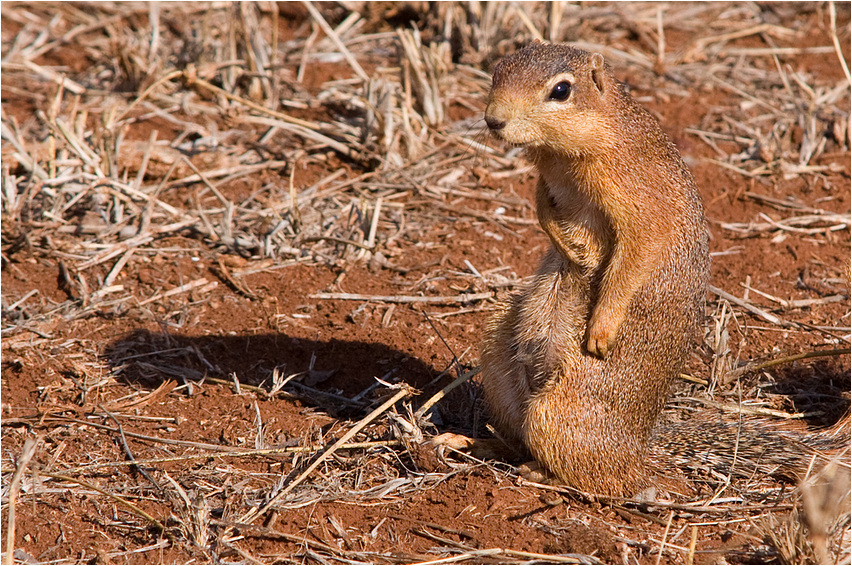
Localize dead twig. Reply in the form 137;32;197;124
301;1;369;83
237;384;414;524
416;366;480;419
708;284;787;327
4;438;40;566
726;348;849;380
310;292;493;305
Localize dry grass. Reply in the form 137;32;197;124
2;2;850;564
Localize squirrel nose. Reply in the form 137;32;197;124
485;115;506;131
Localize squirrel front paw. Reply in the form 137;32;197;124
586;307;624;358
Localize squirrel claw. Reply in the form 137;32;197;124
586;335;610;358
586;323;616;359
427;433;507;460
428;432;475;451
518;461;557;484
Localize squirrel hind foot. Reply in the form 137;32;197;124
427;433;519;461
517;460;558;485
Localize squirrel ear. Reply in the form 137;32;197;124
590;53;606;93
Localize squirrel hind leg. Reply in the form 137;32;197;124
480;367;529;446
480;306;531;447
523;373;648;497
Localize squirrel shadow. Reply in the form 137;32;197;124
102;328;485;432
766;359;851;427
101;329;848;457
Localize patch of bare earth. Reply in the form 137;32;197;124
2;2;850;564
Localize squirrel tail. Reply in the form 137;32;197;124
648;411;851;484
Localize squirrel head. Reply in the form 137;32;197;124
485;43;619;157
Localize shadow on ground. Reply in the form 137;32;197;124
770;359;851;428
102;328;485;432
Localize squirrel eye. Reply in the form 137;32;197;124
548;81;571;101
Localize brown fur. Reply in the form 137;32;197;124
481;43;710;496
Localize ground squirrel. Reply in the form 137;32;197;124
475;43;847;496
